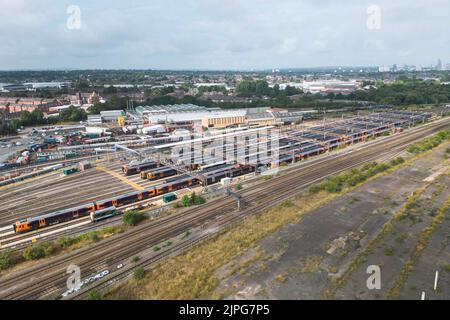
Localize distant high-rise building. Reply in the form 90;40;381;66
378;65;390;72
436;59;443;71
392;64;398;72
415;65;423;72
445;63;450;71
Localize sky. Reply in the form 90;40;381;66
0;0;449;70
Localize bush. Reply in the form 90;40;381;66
134;267;147;281
87;290;102;300
309;156;405;194
235;183;242;190
122;211;145;226
191;192;205;205
132;256;140;263
56;236;78;249
180;193;206;207
89;233;100;242
181;195;191;207
23;242;54;261
407;130;450;154
0;250;19;270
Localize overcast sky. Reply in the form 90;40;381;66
0;0;448;70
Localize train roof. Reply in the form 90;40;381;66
23;203;96;223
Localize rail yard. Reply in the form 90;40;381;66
0;107;449;300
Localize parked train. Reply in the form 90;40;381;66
200;164;255;185
140;167;178;181
90;207;119;222
13;175;198;234
122;160;158;176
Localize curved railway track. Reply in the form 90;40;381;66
0;118;448;300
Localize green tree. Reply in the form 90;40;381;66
122;211;145;226
22;242;54;261
181;195;191;207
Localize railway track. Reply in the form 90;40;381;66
0;118;448;300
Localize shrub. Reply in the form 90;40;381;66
235;183;242;190
23;242;54;261
87;290;101;300
0;250;19;270
181;195;191;207
56;236;78;249
134;267;147;280
122;211;145;226
407;130;450;154
89;233;100;242
191;192;205;205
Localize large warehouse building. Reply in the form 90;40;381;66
103;104;307;130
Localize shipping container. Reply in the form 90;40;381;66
162;193;177;203
63;168;78;176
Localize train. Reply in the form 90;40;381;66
140;167;178;180
122;160;158;176
200;164;255;186
13;175;198;234
90;207;119;222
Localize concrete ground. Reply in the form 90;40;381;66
212;143;450;300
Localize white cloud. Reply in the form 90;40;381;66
0;0;448;69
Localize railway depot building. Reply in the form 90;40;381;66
125;104;305;129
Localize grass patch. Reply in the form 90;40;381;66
275;274;286;283
134;267;147;281
87;290;102;300
442;264;450;273
300;256;323;273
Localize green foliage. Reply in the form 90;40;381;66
134;267;147;281
59;105;87;122
180;192;206;207
88;96;128;114
235;182;242;190
191;192;206;205
56;236;79;249
122;210;145;226
22;242;54;261
0;119;21;135
309;157;406;194
87;290;102;300
132;256;140;263
181;195;191;207
407;130;450;154
0;250;21;271
236;80;302;97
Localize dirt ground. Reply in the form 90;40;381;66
212;143;450;300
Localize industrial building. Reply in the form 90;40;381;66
201;115;246;128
